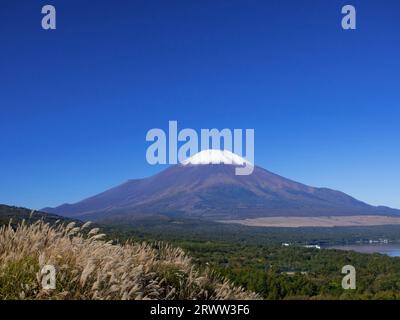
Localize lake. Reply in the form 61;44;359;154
328;244;400;257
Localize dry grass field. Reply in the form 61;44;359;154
0;220;257;300
222;215;400;228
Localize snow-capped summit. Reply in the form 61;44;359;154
181;149;252;166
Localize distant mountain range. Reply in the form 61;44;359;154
43;150;400;222
0;204;78;226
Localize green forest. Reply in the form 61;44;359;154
110;217;400;299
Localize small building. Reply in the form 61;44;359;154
304;245;321;250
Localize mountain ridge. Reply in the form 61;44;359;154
43;152;400;222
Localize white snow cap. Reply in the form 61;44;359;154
182;149;252;166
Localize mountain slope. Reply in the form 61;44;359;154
0;204;80;226
43;150;400;221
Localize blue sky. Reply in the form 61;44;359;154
1;0;399;209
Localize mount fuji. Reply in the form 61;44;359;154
43;150;400;222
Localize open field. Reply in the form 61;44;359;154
222;215;400;228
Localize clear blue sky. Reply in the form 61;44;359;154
1;0;399;209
